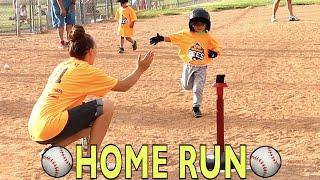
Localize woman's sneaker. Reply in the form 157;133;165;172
288;15;300;21
271;15;277;22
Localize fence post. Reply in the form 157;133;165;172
29;0;32;32
37;0;42;32
82;0;87;23
110;0;113;17
105;0;109;19
31;0;37;33
16;0;20;36
46;0;52;28
74;1;80;24
92;0;96;23
108;0;112;19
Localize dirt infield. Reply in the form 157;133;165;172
0;4;319;179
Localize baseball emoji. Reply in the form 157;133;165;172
41;146;73;178
250;146;281;178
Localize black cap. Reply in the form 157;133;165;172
117;0;128;3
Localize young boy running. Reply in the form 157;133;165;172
150;8;221;118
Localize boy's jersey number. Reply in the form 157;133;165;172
121;17;128;24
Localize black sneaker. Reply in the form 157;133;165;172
132;40;137;51
118;47;124;53
192;107;202;118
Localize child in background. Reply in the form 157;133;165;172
8;3;28;23
150;8;221;118
115;0;138;53
19;4;28;23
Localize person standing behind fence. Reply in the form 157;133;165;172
51;0;76;49
271;0;299;22
19;4;28;23
139;0;146;10
149;8;221;118
115;0;138;53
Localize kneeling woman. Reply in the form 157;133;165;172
28;25;154;156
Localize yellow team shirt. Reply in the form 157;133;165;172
28;58;118;141
169;30;221;65
115;6;137;37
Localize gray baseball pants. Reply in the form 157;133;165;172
180;64;207;107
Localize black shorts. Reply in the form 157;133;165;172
37;99;103;145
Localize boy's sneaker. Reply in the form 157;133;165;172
192;107;202;118
118;47;124;53
132;40;137;51
288;15;300;21
271;16;277;22
58;40;67;49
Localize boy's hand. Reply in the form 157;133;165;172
208;50;218;58
137;51;155;73
150;33;164;46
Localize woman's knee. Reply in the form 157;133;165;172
101;98;114;114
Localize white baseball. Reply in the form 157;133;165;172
41;146;73;178
3;64;10;70
250;146;281;178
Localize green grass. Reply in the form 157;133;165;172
159;0;194;5
136;0;320;18
137;8;185;18
189;0;320;10
0;4;17;32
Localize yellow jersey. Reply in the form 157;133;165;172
28;58;118;141
115;6;137;37
169;30;221;65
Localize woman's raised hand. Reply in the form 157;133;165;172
137;50;155;73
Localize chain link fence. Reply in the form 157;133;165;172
0;0;49;35
0;0;214;35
